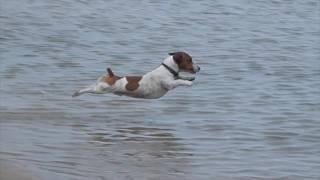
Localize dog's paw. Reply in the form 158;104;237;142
72;91;80;97
185;80;193;86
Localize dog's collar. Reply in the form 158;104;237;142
162;63;179;78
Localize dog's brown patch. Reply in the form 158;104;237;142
125;76;142;91
169;52;194;72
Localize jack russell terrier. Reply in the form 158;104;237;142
72;52;200;99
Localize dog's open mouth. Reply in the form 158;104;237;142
180;69;196;74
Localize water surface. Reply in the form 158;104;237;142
1;0;320;179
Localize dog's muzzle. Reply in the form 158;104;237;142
193;64;200;73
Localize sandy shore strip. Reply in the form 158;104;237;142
0;160;41;180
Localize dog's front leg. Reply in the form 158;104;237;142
162;79;193;90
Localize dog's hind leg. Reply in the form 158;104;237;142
72;82;112;97
72;68;119;97
72;85;96;97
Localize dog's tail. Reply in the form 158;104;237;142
107;68;114;77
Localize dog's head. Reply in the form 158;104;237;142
169;52;200;73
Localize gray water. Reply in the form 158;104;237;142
1;0;320;179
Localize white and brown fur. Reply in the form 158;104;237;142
72;52;200;99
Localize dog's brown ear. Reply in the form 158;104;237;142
168;52;176;56
107;68;114;77
171;52;183;64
